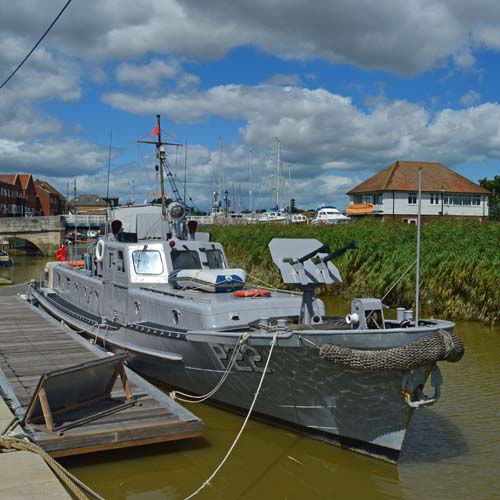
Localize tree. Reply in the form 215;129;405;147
479;176;500;221
151;197;174;205
290;198;297;213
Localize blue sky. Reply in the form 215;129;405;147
1;0;500;211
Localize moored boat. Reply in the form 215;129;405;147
26;119;464;462
311;206;350;224
28;201;464;462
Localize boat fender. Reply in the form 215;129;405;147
95;240;105;262
234;289;271;298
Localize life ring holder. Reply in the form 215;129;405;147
95;239;105;262
234;289;271;298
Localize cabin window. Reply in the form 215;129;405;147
170;249;201;270
206;249;225;269
116;250;125;272
132;250;164;275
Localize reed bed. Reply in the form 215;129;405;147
208;219;500;323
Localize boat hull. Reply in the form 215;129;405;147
28;285;437;462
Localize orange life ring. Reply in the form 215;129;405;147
67;260;85;267
234;288;271;298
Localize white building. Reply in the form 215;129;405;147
346;161;490;222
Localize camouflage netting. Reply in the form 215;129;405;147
319;330;464;372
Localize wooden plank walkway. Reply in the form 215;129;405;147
0;296;202;457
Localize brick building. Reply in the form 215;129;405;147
34;179;66;216
0;175;23;216
17;174;38;216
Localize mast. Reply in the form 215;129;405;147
156;115;167;222
218;137;222;208
288;164;291;213
248;149;253;213
137;115;181;238
415;166;422;324
275;138;281;208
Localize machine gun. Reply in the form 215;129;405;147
269;239;357;325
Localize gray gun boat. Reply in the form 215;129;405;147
27;202;464;462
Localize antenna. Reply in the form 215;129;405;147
183;138;187;207
105;131;112;236
415;166;422;324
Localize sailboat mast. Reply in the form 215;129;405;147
248;149;253;213
276;138;281;207
218;137;222;205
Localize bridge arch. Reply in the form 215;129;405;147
0;216;64;256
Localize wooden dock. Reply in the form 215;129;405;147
0;296;203;457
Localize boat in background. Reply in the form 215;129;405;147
257;207;289;223
289;213;308;224
0;238;12;267
311;206;350;224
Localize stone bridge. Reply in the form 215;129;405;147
0;216;65;255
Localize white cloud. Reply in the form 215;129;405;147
460;90;481;107
0;138;109;177
4;0;500;74
103;83;500;171
116;59;181;87
266;74;302;86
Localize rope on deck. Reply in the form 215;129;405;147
170;333;249;404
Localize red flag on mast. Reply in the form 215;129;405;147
150;123;160;137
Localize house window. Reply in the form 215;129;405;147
408;192;417;204
430;193;441;204
443;194;481;206
359;193;381;204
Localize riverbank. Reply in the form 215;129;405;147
210;218;500;323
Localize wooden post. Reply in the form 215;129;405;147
119;367;133;401
38;387;54;432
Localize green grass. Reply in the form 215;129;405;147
208;219;500;323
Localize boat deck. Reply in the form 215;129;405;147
0;296;202;457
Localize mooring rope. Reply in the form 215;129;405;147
1;421;105;500
184;331;279;500
170;333;249;403
245;272;300;296
0;280;31;288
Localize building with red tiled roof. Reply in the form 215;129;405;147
346;161;490;221
0;175;23;216
34;179;66;216
17;174;37;215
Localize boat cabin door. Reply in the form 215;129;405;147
110;248;129;320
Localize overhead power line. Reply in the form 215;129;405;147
0;0;74;90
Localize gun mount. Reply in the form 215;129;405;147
268;238;357;325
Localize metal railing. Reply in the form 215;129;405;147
64;214;107;226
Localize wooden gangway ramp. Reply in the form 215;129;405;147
0;296;202;457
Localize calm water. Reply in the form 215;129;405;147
5;259;500;500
